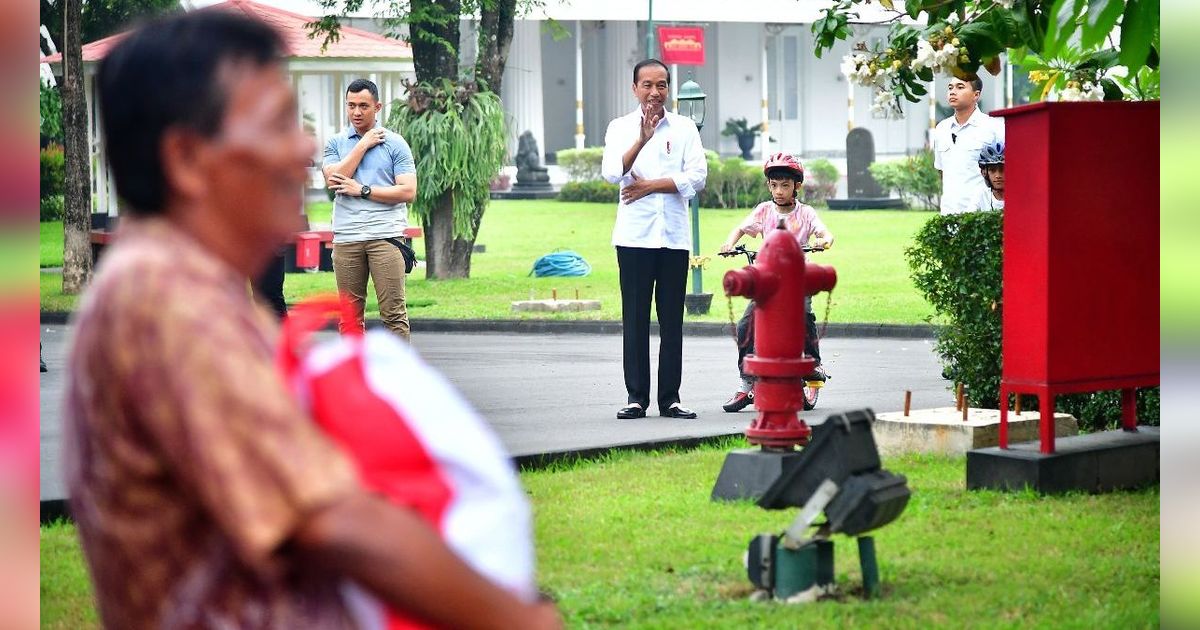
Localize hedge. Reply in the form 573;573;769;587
906;210;1158;432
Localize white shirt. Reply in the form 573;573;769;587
973;187;1005;212
933;107;1004;215
602;108;707;250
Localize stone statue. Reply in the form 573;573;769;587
514;130;550;188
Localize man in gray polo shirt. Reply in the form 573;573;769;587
323;78;418;339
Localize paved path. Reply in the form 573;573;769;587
39;324;951;501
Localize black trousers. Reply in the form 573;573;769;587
617;246;688;411
735;298;822;381
252;249;288;320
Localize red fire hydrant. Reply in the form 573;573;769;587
723;226;837;448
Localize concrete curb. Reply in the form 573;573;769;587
41;432;747;524
40;311;938;338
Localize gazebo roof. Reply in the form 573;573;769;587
41;0;412;64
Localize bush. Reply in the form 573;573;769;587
699;155;761;209
555;147;604;182
41;143;65;199
40;194;64;222
870;149;940;210
802;158;839;207
558;180;618;204
906;211;1159;431
40;82;63;145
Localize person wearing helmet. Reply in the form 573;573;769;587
717;153;834;412
974;141;1005;211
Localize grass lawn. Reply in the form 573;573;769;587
39;200;937;324
41;443;1159;628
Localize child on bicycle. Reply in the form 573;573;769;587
717;152;834;412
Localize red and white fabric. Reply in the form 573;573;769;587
278;297;536;629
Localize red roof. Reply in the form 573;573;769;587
42;0;412;64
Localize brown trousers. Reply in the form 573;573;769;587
332;239;409;340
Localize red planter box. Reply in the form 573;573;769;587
996;101;1159;453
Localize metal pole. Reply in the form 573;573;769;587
690;120;704;295
647;0;655;58
574;20;585;149
690;196;702;294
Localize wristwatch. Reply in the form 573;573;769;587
360;184;372;199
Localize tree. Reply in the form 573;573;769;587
812;0;1159;117
310;0;530;278
40;0;180;54
61;0;91;294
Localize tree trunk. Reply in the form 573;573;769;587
476;0;516;94
421;190;477;279
409;0;461;84
61;0;92;295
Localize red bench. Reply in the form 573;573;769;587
91;227;423;271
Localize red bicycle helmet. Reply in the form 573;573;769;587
763;152;804;181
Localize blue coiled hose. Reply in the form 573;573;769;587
529;250;592;277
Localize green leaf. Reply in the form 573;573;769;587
1119;0;1159;70
1100;77;1124;100
1081;0;1125;50
1044;0;1085;57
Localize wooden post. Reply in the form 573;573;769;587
961;393;969;422
1014;393;1022;416
552;288;557;301
955;383;964;411
903;391;911;417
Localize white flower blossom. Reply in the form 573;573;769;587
841;53;875;86
1082;81;1105;101
933;43;958;71
912;39;936;72
870;90;903;119
1055;85;1082;102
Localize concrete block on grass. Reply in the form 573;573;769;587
872;407;1078;457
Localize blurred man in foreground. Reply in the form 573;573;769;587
63;9;558;629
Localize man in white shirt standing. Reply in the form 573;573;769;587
601;59;708;420
933;76;1004;214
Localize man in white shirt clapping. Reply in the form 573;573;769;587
601;59;708;420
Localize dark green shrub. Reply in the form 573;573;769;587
870;149;940;210
40;194;64;222
801;157;840;207
699;155;760;209
558;180;618;204
555;147;604;182
905;211;1157;432
41;143;65;199
40;82;63;144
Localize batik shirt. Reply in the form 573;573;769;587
64;218;361;629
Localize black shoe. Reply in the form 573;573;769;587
803;366;827;382
661;404;697;419
722;391;754;412
40;358;48;373
617;404;646;419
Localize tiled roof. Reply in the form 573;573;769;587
42;0;412;63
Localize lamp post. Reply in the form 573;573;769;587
677;76;710;314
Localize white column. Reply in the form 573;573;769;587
847;81;855;132
929;89;937;130
671;63;678;113
502;19;546;162
574;20;585;149
1005;54;1014;108
606;21;639;123
759;40;769;160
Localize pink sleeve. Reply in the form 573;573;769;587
739;203;768;237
